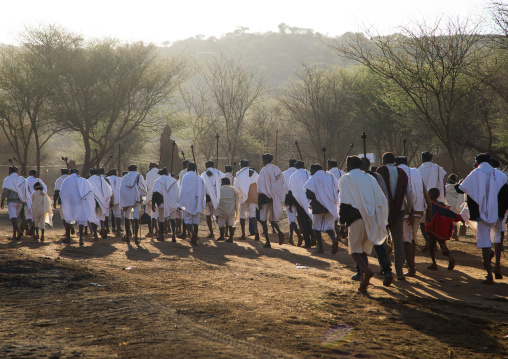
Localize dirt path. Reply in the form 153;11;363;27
1;210;507;358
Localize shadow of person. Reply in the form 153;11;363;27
125;242;160;262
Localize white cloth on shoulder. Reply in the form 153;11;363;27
328;167;346;182
257;163;287;221
201;168;225;209
107;175;121;206
234;167;258;204
88;175;113;217
283;167;297;192
398;164;426;212
2;173;28;203
288;168;311;216
338;169;388;245
60;173;100;225
143;168;160;204
120;171;148;208
303;170;339;219
418;162;446;202
179;171;206;215
54;175;68;191
27;176;47;193
153;175;179;220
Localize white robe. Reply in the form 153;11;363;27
32;190;53;226
107;175;121;206
398;164;426;212
329;167;346;182
338;169;388;245
88;175;113;217
27;176;47;193
234;167;259;205
458;162;507;224
178;169;187;189
289;168;311;216
445;183;465;213
418;162;446;202
153;175;179;220
257;163;287;221
120;171;148;208
225;172;234;186
54;175;68;191
283;167;297;188
2;173;28;203
303;170;339;219
201;168;225;209
179;171;206;215
60;173;100;225
143;168;160;204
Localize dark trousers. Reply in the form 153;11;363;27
389;211;405;276
295;203;312;247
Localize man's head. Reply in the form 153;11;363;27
9;166;18;175
360;157;371;171
187;163;197;172
61;168;69;175
89;168;100;176
33;182;43;191
205;161;214;169
421;152;433;163
240;159;249;168
395;156;408;166
262;153;273;165
447;174;458;184
182;160;190;169
289;158;297;168
346;156;364;172
221;177;231;186
310;164;322;175
106;168;117;176
158;167;169;176
149;162;158;170
327;160;338;171
29;169;38;178
121;171;128;176
225;165;233;173
99;168;105;175
71;168;79;175
128;164;137;172
382;152;396;165
490;159;501;168
428;187;440;201
295;161;305;169
475;153;490;166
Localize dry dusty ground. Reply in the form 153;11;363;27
1;209;508;358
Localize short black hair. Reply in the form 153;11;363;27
347;156;364;169
382;152;396;164
221;177;231;185
428;187;440;199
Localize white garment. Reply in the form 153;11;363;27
54;175;68;191
153;175;179;220
328;167;346;182
201;168;225;209
225;172;234;186
234;167;259;204
179;171;206;215
282;167;297;189
27;176;47;193
398;164;426;212
120;171;148;208
288;168;311;216
418;162;446;202
338;168;388;245
107;175;121;206
445;183;465;213
178;169;187;189
257;163;288;221
59;173;100;225
459;162;507;225
143;168;160;204
88;175;113;217
2;173;28;203
303;170;339;219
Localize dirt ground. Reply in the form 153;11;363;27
1;209;507;359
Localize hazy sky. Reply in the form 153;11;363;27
0;0;491;45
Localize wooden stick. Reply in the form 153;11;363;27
339;143;354;170
295;141;303;161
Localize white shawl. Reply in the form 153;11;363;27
283;167;297;191
2;173;28;203
329;167;346;182
143;168;161;204
153;175;179;220
27;176;47;193
59;173;100;225
107;175;121;206
445;183;465;213
54;175;68;191
257;163;287;220
201;168;225;209
303;170;339;219
338;169;388;245
31;190;53;226
418;162;446;202
178;171;206;215
120;171;148;208
289;168;311;216
399;164;426;212
234;167;259;204
458;162;507;224
88;175;113;216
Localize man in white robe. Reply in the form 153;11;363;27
179;163;206;246
456;153;508;283
396;156;432;276
287;161;312;247
304;164;339;253
152;167;179;242
234;160;259;240
327;159;346;238
60;169;100;246
88;168;113;240
176;160;190;238
1;166;28;240
25;170;47;236
143;162;160;237
339;156;389;294
418;151;447;250
53;169;69;226
120;164;148;244
283;159;303;244
444;173;465;241
224;165;234;185
257;153;287;248
106;169;123;236
201;161;225;239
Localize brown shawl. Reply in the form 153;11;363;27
376;166;408;219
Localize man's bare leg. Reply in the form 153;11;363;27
170;219;176;242
206;215;214;238
494;242;503;279
482;247;494;284
240;218;246;240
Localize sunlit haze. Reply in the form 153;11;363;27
0;0;491;45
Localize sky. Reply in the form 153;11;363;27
0;0;492;46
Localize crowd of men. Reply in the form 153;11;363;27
1;151;506;293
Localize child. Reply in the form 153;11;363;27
425;188;464;270
216;177;238;242
31;182;53;242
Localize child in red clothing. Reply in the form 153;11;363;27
425;188;464;270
